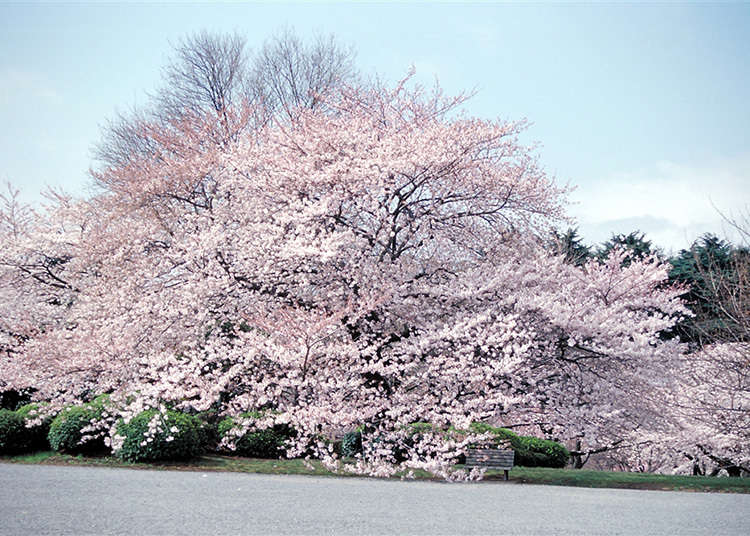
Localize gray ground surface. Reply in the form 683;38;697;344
1;463;748;535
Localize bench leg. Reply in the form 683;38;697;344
504;469;509;481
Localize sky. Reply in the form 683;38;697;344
1;1;748;253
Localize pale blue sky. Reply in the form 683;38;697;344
1;2;748;252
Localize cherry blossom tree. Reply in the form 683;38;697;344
592;229;749;476
0;185;83;389
1;70;699;478
489;248;688;468
667;226;749;476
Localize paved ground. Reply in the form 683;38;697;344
1;464;748;535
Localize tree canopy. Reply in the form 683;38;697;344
0;30;747;479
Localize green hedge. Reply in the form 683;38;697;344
116;409;203;462
48;396;111;455
469;422;569;468
16;403;54;451
515;435;570;468
218;412;294;459
0;409;33;455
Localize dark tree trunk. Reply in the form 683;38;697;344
571;439;586;469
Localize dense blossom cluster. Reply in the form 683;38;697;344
1;77;746;477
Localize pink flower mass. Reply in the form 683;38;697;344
0;75;746;478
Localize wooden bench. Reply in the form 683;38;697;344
465;448;515;480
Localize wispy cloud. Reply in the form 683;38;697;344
570;155;750;252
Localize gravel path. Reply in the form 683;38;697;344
2;463;748;535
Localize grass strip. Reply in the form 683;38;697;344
2;452;748;493
498;466;750;493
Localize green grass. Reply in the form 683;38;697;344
0;451;346;476
487;465;750;493
2;451;748;493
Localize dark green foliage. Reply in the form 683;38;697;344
48;396;110;455
668;234;746;345
515;436;570;468
383;422;464;463
550;227;592;266
341;429;362;457
0;409;34;454
400;422;440;455
191;408;222;452
340;424;419;460
218;412;294;458
329;438;344;457
469;421;518;445
469;422;569;468
15;403;53;451
406;422;437;435
0;389;34;410
342;421;569;468
394;422;447;462
599;231;660;265
197;418;220;452
116;409;203;462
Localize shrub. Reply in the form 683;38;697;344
16;403;54;451
0;409;33;455
341;429;363;458
195;412;220;452
468;422;519;445
516;436;569;468
218;412;294;458
343;422;462;462
115;409;203;463
468;422;569;468
48;396;111;455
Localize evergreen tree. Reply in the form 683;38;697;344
598;231;660;266
669;234;746;345
550;227;592;266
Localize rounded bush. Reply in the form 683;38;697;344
16;403;54;451
218;412;294;458
468;422;569;468
469;422;519;445
0;409;33;455
516;436;569;468
48;397;110;455
116;409;203;462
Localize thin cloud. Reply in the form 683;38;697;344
570;155;750;251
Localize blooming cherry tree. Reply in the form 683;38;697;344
0;77;699;478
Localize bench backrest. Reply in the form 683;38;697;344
465;448;515;469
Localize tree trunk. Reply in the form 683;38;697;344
571;439;586;469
